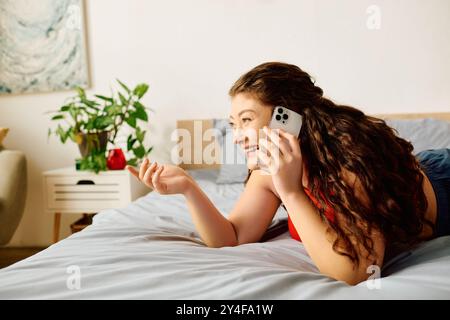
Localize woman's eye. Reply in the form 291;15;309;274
229;122;235;128
242;118;252;123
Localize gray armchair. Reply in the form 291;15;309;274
0;150;27;245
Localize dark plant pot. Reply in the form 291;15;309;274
78;131;109;158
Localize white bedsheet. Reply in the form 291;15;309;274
0;169;449;299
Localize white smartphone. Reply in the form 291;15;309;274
258;106;302;172
268;106;302;137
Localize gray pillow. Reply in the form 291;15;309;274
213;119;248;184
385;118;450;154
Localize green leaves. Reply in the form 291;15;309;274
126;127;152;168
95;95;114;103
117;79;131;94
127;135;137;150
49;80;153;173
125;116;137;128
80;97;100;110
127;158;138;167
133;84;149;99
76;87;86;99
60;105;71;112
77;150;107;174
133;101;148;121
94;116;114;129
135;126;145;142
51;114;64;120
118;92;128;105
133;145;146;158
104;104;122;116
56;125;66;143
68;103;80;122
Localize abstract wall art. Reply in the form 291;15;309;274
0;0;89;94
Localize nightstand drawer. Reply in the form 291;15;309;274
45;175;130;211
46;175;128;190
43;167;148;213
43;166;149;242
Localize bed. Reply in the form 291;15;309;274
0;112;449;299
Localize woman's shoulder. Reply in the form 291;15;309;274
248;169;273;184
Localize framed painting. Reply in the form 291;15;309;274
0;0;89;94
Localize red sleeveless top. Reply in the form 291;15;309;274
287;188;336;242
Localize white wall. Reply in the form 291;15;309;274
1;0;449;247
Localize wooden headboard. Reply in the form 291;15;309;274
175;119;221;170
372;112;450;121
176;112;450;170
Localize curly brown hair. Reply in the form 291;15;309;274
229;62;433;265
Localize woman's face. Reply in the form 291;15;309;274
229;93;273;170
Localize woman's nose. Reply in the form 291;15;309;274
233;128;259;146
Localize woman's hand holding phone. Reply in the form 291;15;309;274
257;127;304;199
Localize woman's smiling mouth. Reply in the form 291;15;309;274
243;145;259;157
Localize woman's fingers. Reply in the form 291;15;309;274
259;137;280;166
263;127;291;156
277;129;301;155
152;165;165;193
257;144;271;168
126;165;139;178
139;158;150;180
129;159;170;192
143;162;158;188
258;139;280;174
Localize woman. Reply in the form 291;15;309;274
127;62;450;285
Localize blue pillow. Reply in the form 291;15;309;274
385;118;450;154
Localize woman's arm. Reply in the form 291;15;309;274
281;188;384;285
183;180;238;248
128;160;238;248
259;127;385;285
128;159;280;248
184;170;281;248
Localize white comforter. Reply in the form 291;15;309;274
1;170;449;299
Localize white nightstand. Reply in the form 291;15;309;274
43;167;148;243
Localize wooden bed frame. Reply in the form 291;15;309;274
176;112;450;170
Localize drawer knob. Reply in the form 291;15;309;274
76;180;95;185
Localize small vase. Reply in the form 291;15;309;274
107;148;127;170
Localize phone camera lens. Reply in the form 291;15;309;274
283;114;288;120
277;108;283;114
275;115;281;121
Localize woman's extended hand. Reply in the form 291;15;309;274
126;159;194;195
257;127;304;198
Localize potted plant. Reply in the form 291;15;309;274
48;80;153;173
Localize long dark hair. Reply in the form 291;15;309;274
229;62;432;265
